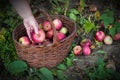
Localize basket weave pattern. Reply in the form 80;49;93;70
13;15;76;68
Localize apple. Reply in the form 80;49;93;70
80;39;91;47
42;21;52;31
57;32;66;41
73;45;82;55
113;33;120;41
89;4;97;12
95;31;105;42
19;36;31;45
59;27;68;34
83;45;91;56
46;29;53;39
31;42;36;46
99;21;105;31
53;18;63;30
43;39;51;45
104;35;113;45
31;29;45;43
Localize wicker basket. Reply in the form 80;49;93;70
12;10;76;69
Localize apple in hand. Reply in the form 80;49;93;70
80;39;91;47
73;45;82;55
31;29;45;43
83;45;91;56
95;31;105;42
59;27;68;34
104;35;113;45
19;36;31;45
42;21;51;31
46;29;53;39
53;18;63;30
57;32;66;41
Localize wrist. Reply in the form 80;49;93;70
23;15;35;21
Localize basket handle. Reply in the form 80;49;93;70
35;9;59;45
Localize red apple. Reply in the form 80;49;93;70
19;36;31;45
43;39;51;45
57;32;66;41
53;18;63;30
73;45;82;55
46;29;53;39
83;45;91;56
104;35;113;45
113;33;120;41
42;21;52;31
80;39;91;47
31;29;45;43
95;31;105;42
59;27;68;34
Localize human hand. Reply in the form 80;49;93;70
23;16;39;41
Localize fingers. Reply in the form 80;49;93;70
32;20;39;35
23;21;33;41
26;28;33;41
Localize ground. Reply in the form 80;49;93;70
65;40;120;80
64;0;120;80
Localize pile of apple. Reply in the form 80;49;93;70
19;18;68;46
73;38;92;56
73;30;120;56
95;31;113;45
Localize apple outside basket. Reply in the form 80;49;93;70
12;10;76;69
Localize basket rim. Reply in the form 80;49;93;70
12;15;77;48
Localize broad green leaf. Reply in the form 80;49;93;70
114;22;120;28
100;14;107;20
104;9;114;16
39;67;54;80
113;22;120;33
96;58;105;67
37;72;48;80
79;16;86;25
7;60;27;75
56;70;65;80
69;9;79;14
66;58;72;67
57;64;66;71
104;17;114;27
109;27;116;37
117;27;120;33
69;52;75;60
83;21;95;33
69;13;77;21
100;10;114;27
71;43;76;47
